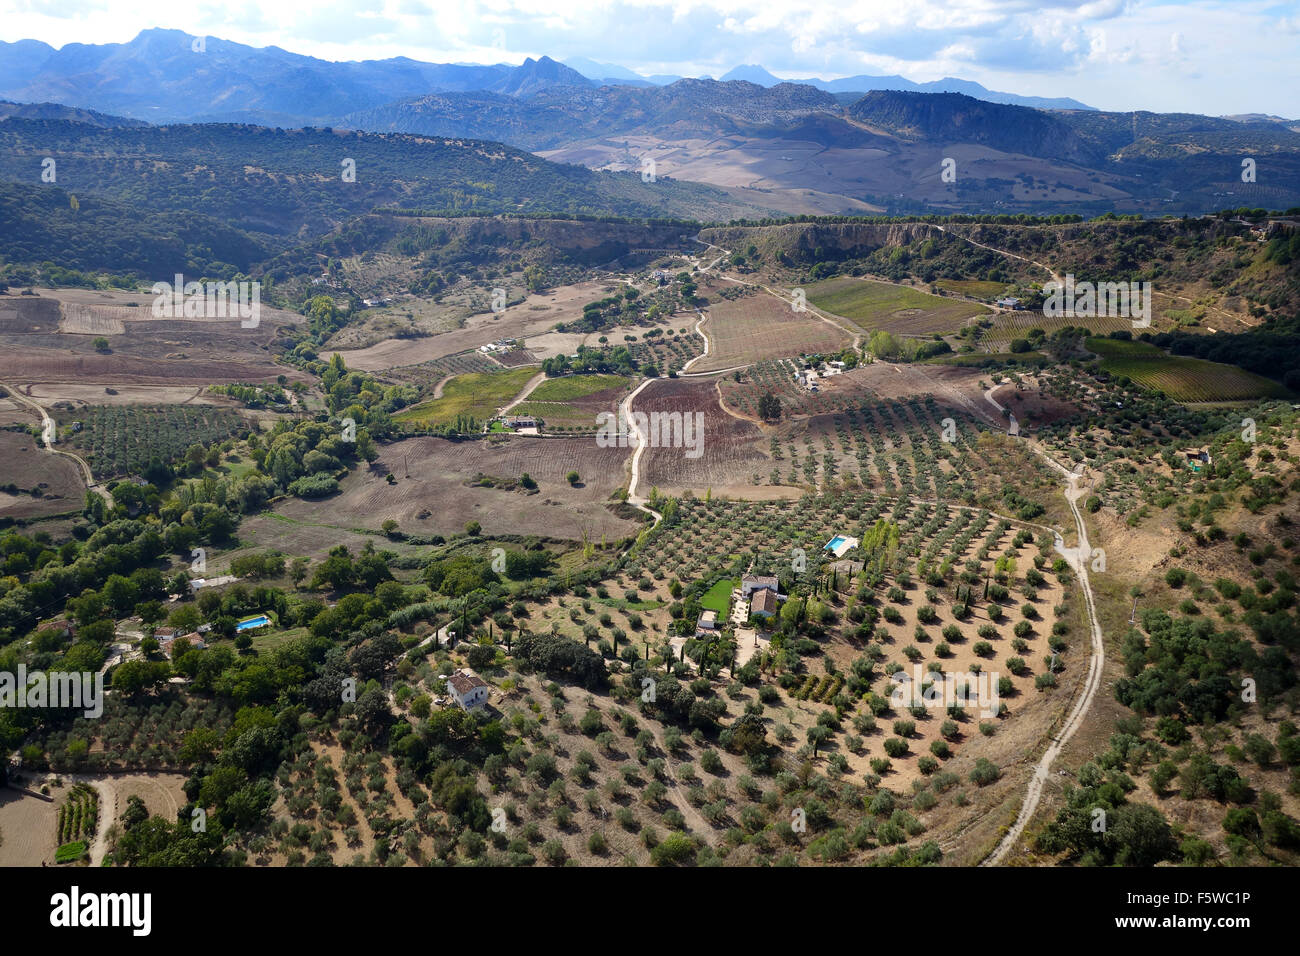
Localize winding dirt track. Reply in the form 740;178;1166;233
979;386;1107;866
623;311;711;524
0;379;109;503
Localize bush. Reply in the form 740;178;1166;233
970;758;1000;786
883;738;909;758
650;832;697;866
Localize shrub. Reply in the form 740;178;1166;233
883;738;909;758
969;758;999;786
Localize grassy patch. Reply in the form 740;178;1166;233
55;841;87;864
699;578;738;614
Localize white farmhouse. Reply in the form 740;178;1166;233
446;669;490;710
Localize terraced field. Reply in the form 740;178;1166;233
1086;337;1291;402
806;277;989;337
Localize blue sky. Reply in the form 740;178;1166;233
3;0;1298;115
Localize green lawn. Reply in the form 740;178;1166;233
700;578;738;614
393;367;537;426
1086;337;1290;402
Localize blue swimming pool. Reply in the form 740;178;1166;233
826;536;848;551
236;614;271;632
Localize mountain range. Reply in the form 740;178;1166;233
2;28;1299;226
0;28;1097;127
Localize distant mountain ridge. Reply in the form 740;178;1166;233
0;27;1096;128
715;64;1094;111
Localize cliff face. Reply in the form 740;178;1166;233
700;222;936;260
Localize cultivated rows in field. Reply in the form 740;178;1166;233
68;404;247;478
977;311;1130;349
630;492;1006;584
634;377;772;493
625;491;1075;785
385;350;498;392
1086;337;1291;403
513;374;632;433
56;784;98;856
393;367;538;427
39;697;237;774
805;277;988;337
766;396;991;497
623;331;704;375
692;293;851;373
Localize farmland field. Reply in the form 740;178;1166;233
273;434;641;541
67;404;248;478
979;310;1131;349
806;277;989;336
635;376;781;497
1086;337;1291;402
0;429;86;518
935;279;1009;299
392;367;538;426
692;289;851;372
528;373;631;402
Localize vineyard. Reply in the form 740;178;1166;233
385;349;498;393
979;311;1130;350
1086;337;1291;402
806;277;989;336
68;404;248;478
692;292;851;372
393;366;537;427
55;783;98;863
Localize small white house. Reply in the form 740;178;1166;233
447;670;490;710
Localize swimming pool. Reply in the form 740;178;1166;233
825;536;848;551
236;614;271;632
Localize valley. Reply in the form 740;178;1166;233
1;14;1299;890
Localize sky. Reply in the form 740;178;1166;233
3;0;1299;115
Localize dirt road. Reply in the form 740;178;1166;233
0;379;109;503
980;385;1107;866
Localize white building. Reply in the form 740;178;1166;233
447;670;490;710
740;574;780;598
